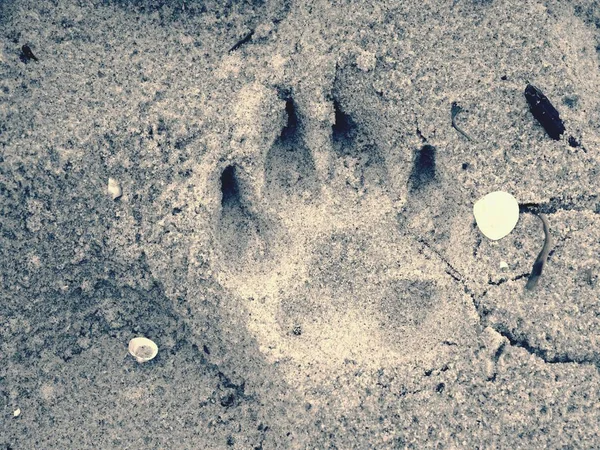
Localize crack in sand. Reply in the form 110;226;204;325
411;232;600;373
491;324;600;371
521;195;600;215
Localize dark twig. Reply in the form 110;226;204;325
525;214;552;291
451;102;473;142
229;30;254;52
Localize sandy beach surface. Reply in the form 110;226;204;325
1;0;600;448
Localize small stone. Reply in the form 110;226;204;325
128;337;158;363
107;177;122;200
13;408;21;417
499;261;509;269
473;191;519;240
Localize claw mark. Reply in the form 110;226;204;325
331;98;355;143
220;165;240;207
264;94;317;200
282;96;299;138
218;163;273;268
451;102;473;142
329;94;387;187
525;213;552;291
408;145;436;192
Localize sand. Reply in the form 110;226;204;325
1;0;600;448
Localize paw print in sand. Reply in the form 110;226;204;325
196;79;479;380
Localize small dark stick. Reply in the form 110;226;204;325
524;84;565;140
229;30;254;52
451;102;473;142
525;213;552;290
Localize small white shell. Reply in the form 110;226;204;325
473;191;519;240
128;337;158;363
13;408;21;417
107;177;122;200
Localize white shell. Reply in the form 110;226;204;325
473;191;519;240
107;177;122;200
128;337;158;363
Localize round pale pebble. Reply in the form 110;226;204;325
473;191;519;240
128;337;158;363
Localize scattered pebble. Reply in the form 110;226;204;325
13;408;21;417
128;337;158;363
473;191;519;240
499;261;509;269
107;177;122;200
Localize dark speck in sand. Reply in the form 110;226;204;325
568;136;580;148
20;44;38;63
220;393;236;407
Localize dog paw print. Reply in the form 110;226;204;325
195;79;478;374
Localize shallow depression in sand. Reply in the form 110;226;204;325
214;183;478;380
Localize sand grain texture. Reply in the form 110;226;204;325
1;0;600;448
